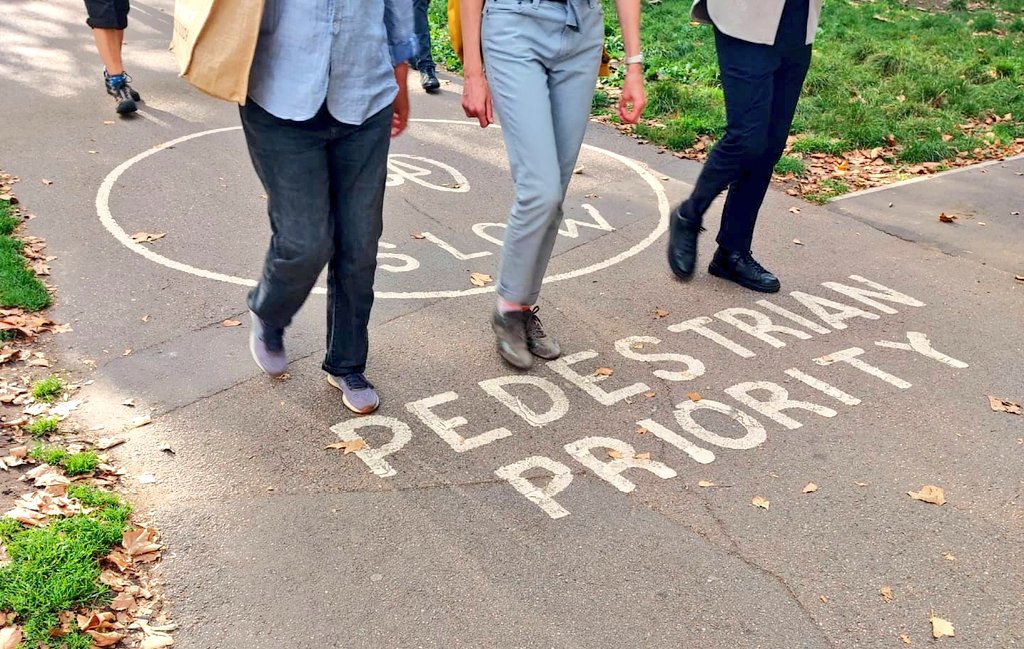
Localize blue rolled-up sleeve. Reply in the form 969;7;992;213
384;0;420;65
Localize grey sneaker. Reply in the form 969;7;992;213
492;309;533;370
249;310;288;377
526;307;561;360
328;372;380;415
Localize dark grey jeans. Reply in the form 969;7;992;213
239;101;392;376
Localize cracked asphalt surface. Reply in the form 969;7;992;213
2;1;1023;647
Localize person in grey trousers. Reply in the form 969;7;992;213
461;0;646;369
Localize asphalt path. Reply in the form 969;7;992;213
1;1;1022;647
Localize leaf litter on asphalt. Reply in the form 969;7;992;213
803;483;818;493
988;395;1022;415
752;496;770;510
908;485;946;505
130;232;166;244
469;272;493;287
880;585;894;602
326;438;368;455
930;614;955;639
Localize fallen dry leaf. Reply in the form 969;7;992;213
87;630;125;647
654;308;670;319
158;442;175;454
752;496;770;510
635;425;649;435
900;633;912;645
687;392;702;402
820;595;829;604
880;585;894;602
123;527;162;559
141;636;175;649
607;449;624;459
943;552;956;561
908;485;946;506
593;367;613;377
930;615;955;639
1015;275;1024;282
9;446;27;459
788;207;801;214
988;395;1022;415
698;480;715;488
222;319;242;328
0;626;23;649
803;483;818;494
325;438;368;455
41;179;53;186
110;591;136;611
411;233;426;240
94;437;126;450
469;272;493;287
938;212;957;223
793;238;805;246
573;165;585;174
130;232;166;244
635;452;651;460
132;415;153;429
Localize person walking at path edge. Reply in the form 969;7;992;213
667;0;823;293
461;0;646;370
412;0;441;92
84;0;142;114
242;0;417;415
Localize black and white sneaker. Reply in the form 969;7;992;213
104;70;138;115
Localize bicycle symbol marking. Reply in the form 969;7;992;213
387;154;470;193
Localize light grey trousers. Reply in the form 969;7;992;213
483;0;604;304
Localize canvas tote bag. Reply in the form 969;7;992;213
170;0;266;104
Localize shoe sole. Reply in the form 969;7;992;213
327;375;380;415
115;100;137;115
528;344;561;361
708;262;781;293
249;331;288;377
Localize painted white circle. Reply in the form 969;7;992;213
96;119;670;299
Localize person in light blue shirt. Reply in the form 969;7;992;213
241;0;418;415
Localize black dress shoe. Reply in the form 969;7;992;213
420;67;441;93
708;247;781;293
667;202;704;280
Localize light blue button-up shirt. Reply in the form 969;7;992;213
248;0;418;125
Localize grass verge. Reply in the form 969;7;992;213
426;0;1024;200
0;198;51;311
0;487;132;648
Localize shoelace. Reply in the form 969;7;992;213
526;306;546;339
343;373;373;391
741;252;768;274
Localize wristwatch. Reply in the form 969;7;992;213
624;54;644;66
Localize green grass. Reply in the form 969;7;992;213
26;415;60;437
0;199;18;236
424;1;1024;174
0;489;131;648
28;445;101;476
62;452;101;476
31;376;63;402
774;155;807;176
0;198;51;312
806;178;851;203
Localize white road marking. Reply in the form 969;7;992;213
667;316;756;359
714;307;814;349
547;350;651;406
822;275;926;314
638;418;716;465
756;300;832;335
557;204;614;238
613;336;705;382
724;380;838;430
478;376;570;427
784;368;862;406
874;332;969;368
673;399;768;450
789;292;880;331
330;415;412;478
420;231;491;260
96;120;671;300
405;391;512;453
814;348;912;389
495;456;574;519
564;436;677;494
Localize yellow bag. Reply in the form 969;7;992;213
170;0;266;104
448;0;610;76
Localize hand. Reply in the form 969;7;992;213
462;72;494;128
392;63;410;138
619;66;646;125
